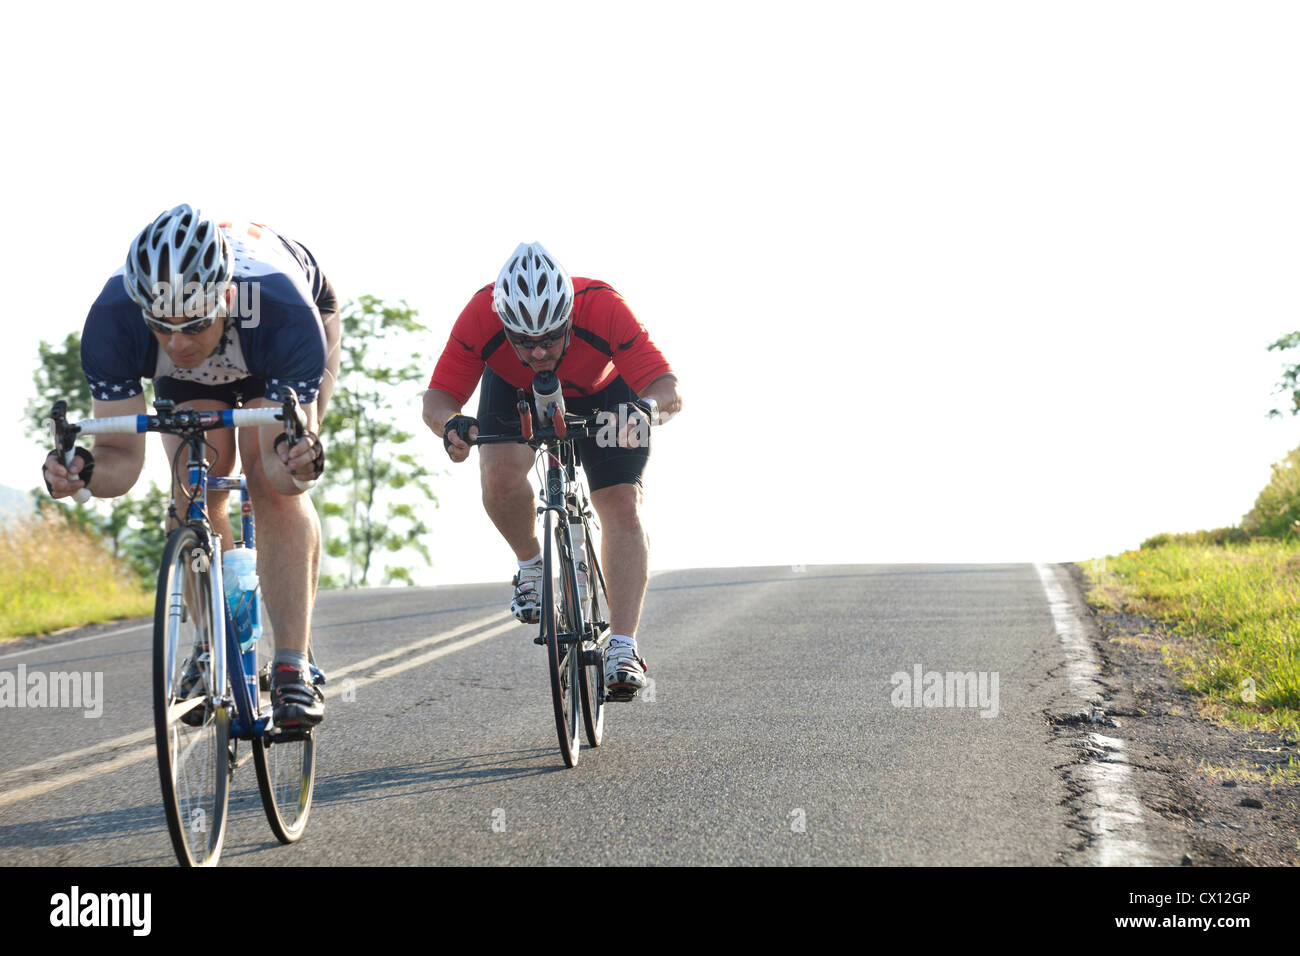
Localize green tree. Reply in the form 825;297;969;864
317;295;439;587
1242;446;1300;539
27;333;166;582
1267;331;1300;418
25;332;90;440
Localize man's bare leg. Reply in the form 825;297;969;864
239;427;318;656
590;483;648;639
480;443;540;561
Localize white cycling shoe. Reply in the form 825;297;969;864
604;641;648;700
511;562;544;623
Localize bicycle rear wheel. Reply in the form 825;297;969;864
252;648;318;843
544;514;581;767
153;526;230;867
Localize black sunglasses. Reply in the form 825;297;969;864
141;311;222;336
506;327;569;351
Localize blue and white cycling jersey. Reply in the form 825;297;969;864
82;220;330;405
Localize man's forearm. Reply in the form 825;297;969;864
422;389;464;437
639;374;682;423
76;443;144;498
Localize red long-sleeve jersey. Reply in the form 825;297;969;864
428;278;673;403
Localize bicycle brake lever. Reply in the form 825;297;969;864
517;399;534;440
50;401;92;503
277;386;316;491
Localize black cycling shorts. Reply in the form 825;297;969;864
154;374;267;407
476;367;650;492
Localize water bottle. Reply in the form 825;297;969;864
569;516;591;622
222;548;262;652
532;370;565;426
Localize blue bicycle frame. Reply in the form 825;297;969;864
202;473;269;740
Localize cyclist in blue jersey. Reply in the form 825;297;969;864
42;205;337;730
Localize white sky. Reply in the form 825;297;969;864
3;1;1300;584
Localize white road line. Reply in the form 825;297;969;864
324;611;504;683
327;618;523;698
1081;733;1151;867
1035;562;1152;866
0;744;160;810
0;611;506;786
0;729;154;789
0;612;522;810
0;623;150;662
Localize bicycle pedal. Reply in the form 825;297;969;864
605;688;638;703
534;634;546;646
268;725;314;743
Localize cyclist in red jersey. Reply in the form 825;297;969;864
423;242;682;698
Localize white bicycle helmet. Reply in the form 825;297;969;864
122;204;233;319
492;241;574;336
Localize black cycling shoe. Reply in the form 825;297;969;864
263;660;327;692
271;663;325;729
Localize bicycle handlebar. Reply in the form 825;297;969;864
50;387;313;501
473;399;655;447
68;406;286;436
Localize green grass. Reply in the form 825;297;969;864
0;510;151;638
1078;542;1300;734
1195;755;1300;786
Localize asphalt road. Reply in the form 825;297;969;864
0;564;1139;866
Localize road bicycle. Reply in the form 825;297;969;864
473;374;654;767
51;388;323;866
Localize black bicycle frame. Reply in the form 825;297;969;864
476;421;599;643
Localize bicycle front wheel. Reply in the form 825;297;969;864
544;515;581;767
153;526;230;867
252;649;318;843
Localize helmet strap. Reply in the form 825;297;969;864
554;327;572;368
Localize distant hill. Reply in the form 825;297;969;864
0;484;34;522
